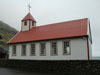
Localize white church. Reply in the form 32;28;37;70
8;11;92;60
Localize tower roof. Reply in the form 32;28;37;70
22;13;36;22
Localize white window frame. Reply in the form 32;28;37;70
51;42;57;56
21;44;26;56
63;41;71;55
12;45;16;56
30;43;35;56
40;43;46;56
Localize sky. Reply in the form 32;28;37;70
0;0;100;57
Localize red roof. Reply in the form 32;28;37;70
8;18;88;44
22;13;36;22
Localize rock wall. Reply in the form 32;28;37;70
0;60;100;74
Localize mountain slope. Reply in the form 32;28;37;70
0;20;18;52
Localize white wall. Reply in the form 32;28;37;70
9;37;90;60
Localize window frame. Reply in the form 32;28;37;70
51;41;58;56
12;45;16;56
40;42;46;56
21;44;26;56
62;41;71;55
30;43;35;56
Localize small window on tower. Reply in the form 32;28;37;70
24;21;27;25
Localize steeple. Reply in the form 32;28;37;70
21;5;36;31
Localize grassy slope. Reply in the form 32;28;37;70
0;21;18;51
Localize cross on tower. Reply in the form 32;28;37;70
28;4;31;12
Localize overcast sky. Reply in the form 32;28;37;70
0;0;100;57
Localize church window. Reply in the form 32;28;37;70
12;45;16;56
63;41;70;55
30;44;35;56
22;45;26;56
51;42;57;56
40;43;46;56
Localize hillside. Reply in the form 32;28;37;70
0;20;18;52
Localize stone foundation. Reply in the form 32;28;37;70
0;60;99;74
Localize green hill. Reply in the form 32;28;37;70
0;20;18;52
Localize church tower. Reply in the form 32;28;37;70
21;5;36;31
21;13;36;31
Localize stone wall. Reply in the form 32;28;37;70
0;60;100;74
